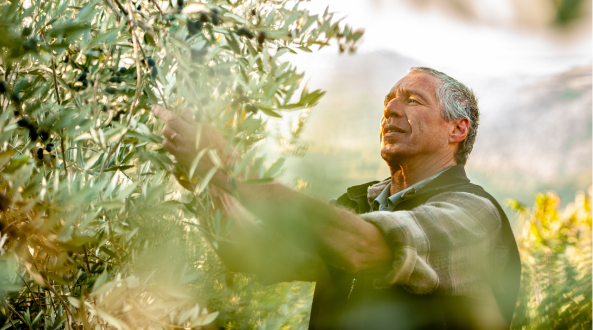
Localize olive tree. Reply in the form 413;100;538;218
0;0;362;328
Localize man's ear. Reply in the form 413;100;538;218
449;118;469;144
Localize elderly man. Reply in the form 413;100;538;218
152;67;521;330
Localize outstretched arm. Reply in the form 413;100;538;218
171;166;320;281
209;184;322;282
153;105;392;273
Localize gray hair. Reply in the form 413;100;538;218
408;67;479;165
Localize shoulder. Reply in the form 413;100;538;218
427;190;500;213
330;180;383;214
424;190;502;231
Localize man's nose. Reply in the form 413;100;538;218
384;98;404;118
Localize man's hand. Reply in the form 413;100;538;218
152;105;231;180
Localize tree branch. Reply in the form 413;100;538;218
149;0;164;16
99;0;144;178
50;58;62;105
2;298;32;329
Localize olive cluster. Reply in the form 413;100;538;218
15;117;55;158
148;57;158;78
103;66;128;95
76;70;91;89
185;9;220;44
182;4;269;65
65;53;96;91
184;8;265;45
230;86;258;114
1;74;56;163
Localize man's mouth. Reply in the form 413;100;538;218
383;127;405;136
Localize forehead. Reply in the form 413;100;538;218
386;72;441;102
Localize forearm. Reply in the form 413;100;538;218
213;172;392;273
208;186;320;281
207;186;263;273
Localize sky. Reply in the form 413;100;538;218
301;0;592;77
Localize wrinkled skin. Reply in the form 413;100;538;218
380;72;469;193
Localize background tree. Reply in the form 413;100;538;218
0;0;362;328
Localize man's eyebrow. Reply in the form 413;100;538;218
384;88;431;105
406;88;429;102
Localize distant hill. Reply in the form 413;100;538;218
282;51;592;208
467;65;592;204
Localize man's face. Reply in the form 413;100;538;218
380;72;454;165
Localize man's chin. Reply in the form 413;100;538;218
380;147;405;163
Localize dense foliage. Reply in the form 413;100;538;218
511;189;592;330
0;0;361;328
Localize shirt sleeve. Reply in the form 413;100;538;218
359;192;502;296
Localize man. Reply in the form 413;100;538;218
152;67;521;330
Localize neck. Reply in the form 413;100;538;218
388;154;457;195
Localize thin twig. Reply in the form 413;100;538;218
149;0;164;16
16;272;42;310
45;281;80;330
125;0;143;124
98;0;145;179
83;245;93;277
103;0;164;53
60;132;69;175
112;0;128;15
3;298;32;329
47;285;58;314
6;312;17;329
82;245;105;328
18;65;80;109
103;0;169;110
91;46;113;125
105;215;123;269
128;8;170;110
37;284;41;312
68;146;101;153
50;58;62;105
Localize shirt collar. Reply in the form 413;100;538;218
371;168;451;211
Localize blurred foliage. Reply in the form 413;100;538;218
510;189;592;329
553;0;590;26
191;236;313;330
0;0;361;328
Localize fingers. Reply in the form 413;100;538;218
152;105;196;127
179;110;195;123
152;105;197;137
162;138;178;154
162;126;181;143
152;105;176;122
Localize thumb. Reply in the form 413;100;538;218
152;105;176;122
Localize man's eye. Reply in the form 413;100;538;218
408;99;419;104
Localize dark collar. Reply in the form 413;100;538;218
418;164;470;193
368;165;470;209
346;165;470;202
